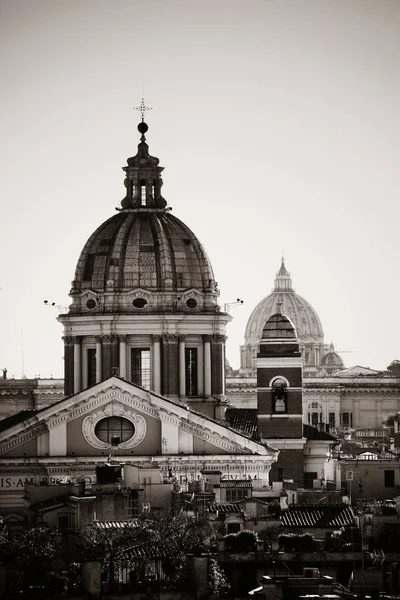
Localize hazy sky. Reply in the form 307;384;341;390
1;0;399;378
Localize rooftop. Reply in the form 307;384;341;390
280;505;356;528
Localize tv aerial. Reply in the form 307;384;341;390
224;298;244;313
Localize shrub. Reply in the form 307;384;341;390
278;533;315;552
223;530;257;552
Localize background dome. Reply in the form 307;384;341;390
240;260;325;374
320;344;345;371
73;211;216;293
261;312;297;340
245;260;324;345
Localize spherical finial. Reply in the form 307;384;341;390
138;121;148;135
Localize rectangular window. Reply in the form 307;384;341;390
131;348;151;389
226;488;247;502
311;412;318;427
342;412;353;428
58;515;69;529
140;180;146;206
304;472;318;489
385;470;395;487
87;348;96;387
185;348;198;396
83;254;95;281
329;412;335;430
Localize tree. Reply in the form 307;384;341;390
387;360;400;377
7;526;63;589
208;558;230;596
78;513;218;590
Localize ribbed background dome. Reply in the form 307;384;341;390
73;210;216;293
321;350;344;369
245;260;324;345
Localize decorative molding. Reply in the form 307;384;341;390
212;335;226;343
0;423;47;455
127;290;152;308
101;335;118;344
163;334;178;343
69;390;159;423
268;375;290;388
62;336;74;345
152;335;162;342
178;335;187;342
203;335;212;343
82;402;147;450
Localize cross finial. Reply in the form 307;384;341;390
133;97;152;121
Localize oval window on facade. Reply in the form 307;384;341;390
95;417;135;445
132;298;147;309
86;299;97;310
186;298;197;309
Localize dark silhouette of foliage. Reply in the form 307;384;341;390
278;532;315;552
224;529;258;552
387;360;400;378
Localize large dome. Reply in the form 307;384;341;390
68;120;220;315
245;260;323;345
240;260;324;373
73;211;215;294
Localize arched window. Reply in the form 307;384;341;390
140;179;146;206
271;377;288;414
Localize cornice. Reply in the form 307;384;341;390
0;422;47;455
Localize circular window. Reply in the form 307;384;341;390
95;417;135;445
186;298;197;309
86;299;97;310
132;298;147;309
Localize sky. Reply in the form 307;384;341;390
0;0;399;379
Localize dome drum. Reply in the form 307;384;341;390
68;286;220;315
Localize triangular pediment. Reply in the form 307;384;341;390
0;378;277;458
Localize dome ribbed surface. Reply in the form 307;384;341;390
321;351;344;368
246;292;324;344
261;313;297;340
245;261;323;345
73;211;215;293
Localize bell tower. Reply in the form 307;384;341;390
256;305;306;484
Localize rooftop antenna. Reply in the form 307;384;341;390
43;300;68;313
224;298;244;313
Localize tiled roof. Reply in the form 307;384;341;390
94;520;139;530
219;480;253;488
332;366;382;377
225;409;337;442
225;408;258;436
0;410;38;433
207;503;245;513
303;423;337;441
280;505;356;528
119;539;179;560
